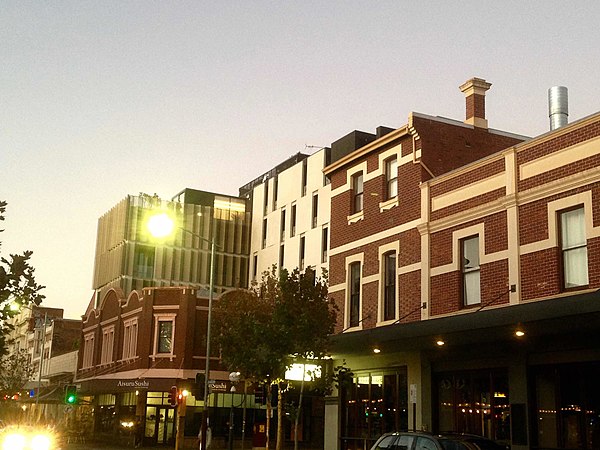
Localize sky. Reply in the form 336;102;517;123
2;1;600;319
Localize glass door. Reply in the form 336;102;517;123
144;406;175;445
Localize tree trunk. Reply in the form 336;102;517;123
276;383;284;450
266;383;271;450
294;365;306;450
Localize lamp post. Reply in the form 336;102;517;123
147;212;217;450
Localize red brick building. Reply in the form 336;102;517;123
324;79;600;450
75;287;248;447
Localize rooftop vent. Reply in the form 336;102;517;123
548;86;568;130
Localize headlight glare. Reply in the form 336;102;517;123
2;432;26;450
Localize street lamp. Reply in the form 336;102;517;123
147;211;217;450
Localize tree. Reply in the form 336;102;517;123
0;201;45;356
213;266;336;450
0;350;34;395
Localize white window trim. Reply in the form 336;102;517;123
82;332;95;369
522;191;599;255
121;317;138;361
348;210;364;224
152;313;177;361
344;253;364;332
100;325;115;366
379;197;399;212
377;241;400;325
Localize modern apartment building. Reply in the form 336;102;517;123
92;188;251;303
240;149;332;281
323;79;600;450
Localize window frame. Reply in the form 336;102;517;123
349;261;362;328
559;205;589;290
385;157;398;201
321;226;329;264
100;325;115;366
312;192;318;228
122;318;138;361
290;204;297;237
383;251;397;321
299;235;306;270
82;332;95;369
262;218;267;249
152;314;176;360
352;172;364;214
280;208;286;242
461;235;481;307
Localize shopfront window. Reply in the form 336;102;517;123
533;363;600;449
341;370;408;450
435;370;510;444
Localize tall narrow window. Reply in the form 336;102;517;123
262;218;267;249
385;157;398;200
157;320;173;354
321;226;329;264
279;244;285;270
462;236;481;306
383;252;397;321
352;172;364;214
83;333;95;369
560;206;588;289
291;204;297;237
252;254;258;280
349;262;361;327
272;176;278;210
301;160;308;196
122;319;138;360
263;179;269;215
312;193;318;228
101;326;115;365
299;235;306;270
280;209;286;242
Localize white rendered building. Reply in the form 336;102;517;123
240;149;331;281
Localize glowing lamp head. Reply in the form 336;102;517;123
147;213;175;238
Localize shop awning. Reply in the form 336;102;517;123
331;289;600;355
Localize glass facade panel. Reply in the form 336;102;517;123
341;370;408;450
434;370;509;444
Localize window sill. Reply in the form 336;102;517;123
379;197;398;212
342;324;363;333
347;211;364;224
151;353;176;362
376;318;399;327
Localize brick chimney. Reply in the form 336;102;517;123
459;77;492;128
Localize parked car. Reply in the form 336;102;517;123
370;431;505;450
440;433;509;450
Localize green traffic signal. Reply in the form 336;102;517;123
64;385;78;404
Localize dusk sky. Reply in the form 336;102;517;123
2;1;600;319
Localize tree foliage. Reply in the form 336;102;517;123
0;201;45;355
0;350;33;395
213;266;337;450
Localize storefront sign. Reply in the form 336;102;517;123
210;382;227;392
116;379;150;390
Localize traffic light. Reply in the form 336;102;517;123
64;385;78;404
193;373;205;399
168;386;178;406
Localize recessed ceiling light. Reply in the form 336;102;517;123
436;340;445;346
373;347;381;354
515;330;525;337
